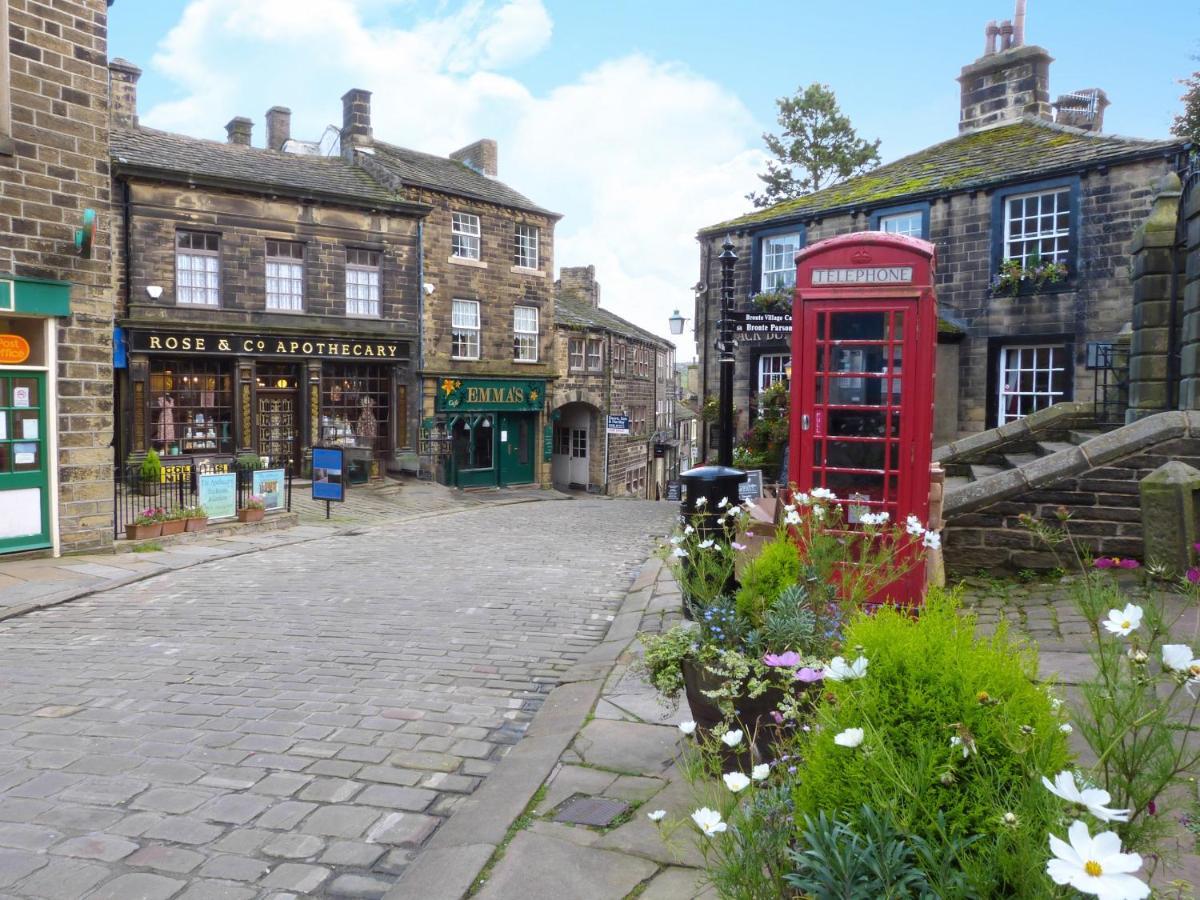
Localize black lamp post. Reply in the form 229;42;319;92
715;236;738;467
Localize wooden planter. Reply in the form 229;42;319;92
185;517;208;533
125;522;162;540
238;508;265;523
160;519;186;536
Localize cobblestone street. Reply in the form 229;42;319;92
0;498;675;899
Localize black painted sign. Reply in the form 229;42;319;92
129;330;408;361
738;469;764;501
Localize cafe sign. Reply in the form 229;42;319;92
129;329;408;361
0;334;31;364
436;377;545;412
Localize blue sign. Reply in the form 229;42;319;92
198;472;237;520
252;468;286;511
312;447;345;502
606;414;630;435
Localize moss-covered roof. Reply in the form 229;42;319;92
555;293;671;348
702;117;1184;234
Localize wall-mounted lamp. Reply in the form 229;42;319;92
146;285;163;299
668;309;688;335
423;282;436;295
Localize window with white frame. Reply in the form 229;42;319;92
451;212;481;260
997;344;1068;425
513;224;539;269
613;341;626;374
452;299;481;359
176;231;220;306
878;210;923;238
513;306;538;361
758;353;790;392
345;248;381;317
586;339;603;371
568;337;585;370
265;240;304;312
1004;188;1071;267
760;232;801;292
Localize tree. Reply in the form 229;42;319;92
1171;68;1200;145
747;83;882;209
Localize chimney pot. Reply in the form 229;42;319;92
1013;0;1027;47
225;116;253;146
450;139;499;178
266;106;292;151
985;21;999;55
999;20;1014;51
108;57;141;128
341;89;372;150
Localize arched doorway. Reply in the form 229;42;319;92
551;402;598;490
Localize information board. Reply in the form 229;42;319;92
543;425;553;462
198;472;237;520
311;447;345;502
665;480;681;502
606;414;630;435
738;469;764;501
252;468;286;511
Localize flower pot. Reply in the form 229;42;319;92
238;508;265;523
682;658;789;768
160;519;186;536
125;522;162;540
185;517;208;533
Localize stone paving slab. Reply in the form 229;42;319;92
473;830;656;900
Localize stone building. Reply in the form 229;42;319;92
0;0;115;556
551;265;676;497
109;68;427;485
694;16;1188;459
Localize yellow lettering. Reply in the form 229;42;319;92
195;337;206;351
387;345;397;357
289;341;299;354
149;336;162;349
218;339;231;351
376;345;387;358
514;389;524;402
467;388;480;402
363;345;374;357
165;336;178;350
343;344;351;355
276;341;287;353
302;342;313;354
352;344;362;356
243;339;255;352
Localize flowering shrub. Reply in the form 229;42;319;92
244;494;266;511
133;506;164;526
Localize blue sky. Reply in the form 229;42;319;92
109;1;1198;356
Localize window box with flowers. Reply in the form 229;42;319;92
184;505;208;532
238;495;266;523
160;507;188;536
126;507;164;540
991;255;1071;298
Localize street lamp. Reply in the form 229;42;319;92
668;309;687;335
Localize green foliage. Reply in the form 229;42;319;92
992;254;1069;297
749;584;818;658
747;82;882;209
139;449;162;482
793;590;1071;897
237;452;265;471
736;381;789;478
735;536;800;626
700;785;797;899
700;395;719;423
1172;68;1200;144
639;626;696;700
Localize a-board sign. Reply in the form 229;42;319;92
311;446;345;502
252;469;286;511
665;480;682;502
198;472;237;519
606;414;630;435
738;469;764;501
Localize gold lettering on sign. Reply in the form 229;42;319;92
218;339;231;351
310;383;319;444
149;336;162;349
133;381;146;451
243;339;255;352
241;383;252;446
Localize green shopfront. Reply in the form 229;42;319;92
434;377;547;488
0;276;70;555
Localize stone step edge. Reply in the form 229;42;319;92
933;400;1096;465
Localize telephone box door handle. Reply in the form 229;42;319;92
801;414;811;431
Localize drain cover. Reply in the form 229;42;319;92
553;795;629;827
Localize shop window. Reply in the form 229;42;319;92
176;232;220;306
996;344;1068;425
514;224;539;269
451;212;481;260
514;306;538;362
452;416;493;469
346;248;381;317
452;299;480;360
568;338;585;371
148;358;233;456
265;240;304;312
587;339;603;372
760;232;801;292
321;363;391;455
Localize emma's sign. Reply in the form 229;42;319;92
812;266;914;286
129;330;407;361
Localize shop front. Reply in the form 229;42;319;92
118;327;412;480
0;276;70;555
433;377;546;488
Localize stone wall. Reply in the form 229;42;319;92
1;0;114;553
1181;172;1200;410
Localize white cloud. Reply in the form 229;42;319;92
141;0;763;357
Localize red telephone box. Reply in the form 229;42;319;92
787;232;937;604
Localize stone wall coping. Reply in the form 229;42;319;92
934;401;1094;464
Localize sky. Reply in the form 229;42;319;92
108;1;1199;360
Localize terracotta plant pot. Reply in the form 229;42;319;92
160;519;186;536
238;508;265;523
125;522;162;540
185;517;208;533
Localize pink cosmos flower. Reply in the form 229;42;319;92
1188;568;1200;585
770;711;784;725
795;667;825;683
1094;557;1140;570
764;651;801;667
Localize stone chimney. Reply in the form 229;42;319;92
341;89;372;149
108;58;141;128
958;3;1053;132
559;265;601;309
225;116;253;146
1053;89;1109;133
266;106;291;151
450;139;498;177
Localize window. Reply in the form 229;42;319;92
586;339;603;372
997;344;1068;425
760;232;801;292
513;224;539;269
625;464;647;497
1004;188;1071;267
148;358;233;455
613;342;627;374
555;425;571;455
265;240;304;312
758;353;791;393
452;300;481;360
176;232;220;306
879;211;923;237
513;306;538;362
452;415;493;470
321;363;392;456
568;338;585;371
571;427;587;459
346;248;381;317
630;405;647;434
451;212;481;260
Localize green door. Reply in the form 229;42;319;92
497;412;534;485
0;371;51;553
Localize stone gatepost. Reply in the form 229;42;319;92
1181;174;1200;411
1127;173;1181;421
1139;460;1200;574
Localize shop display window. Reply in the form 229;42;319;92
148;359;233;455
321;363;391;455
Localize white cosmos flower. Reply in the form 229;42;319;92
905;514;924;536
826;656;868;681
811;505;826;520
751;764;769;781
717;497;729;509
834;727;864;748
691;807;727;837
1102;604;1143;637
694;496;707;508
698;539;715;550
923;530;942;550
720;729;743;748
647;809;666;822
678;721;697;736
1061;723;1074;735
950;735;971;758
811;487;836;500
669;535;683;546
723;772;751;793
684;524;695;535
742;498;755;510
859;511;889;526
1162;644;1197;673
671;547;688;559
794;492;811;505
1050;696;1063;711
1042;770;1131;822
784;510;801;526
1046;820;1148;899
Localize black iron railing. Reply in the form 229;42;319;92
1092;343;1129;427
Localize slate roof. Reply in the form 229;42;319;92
703;117;1186;234
555;293;671;348
370;142;558;217
111;126;407;207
